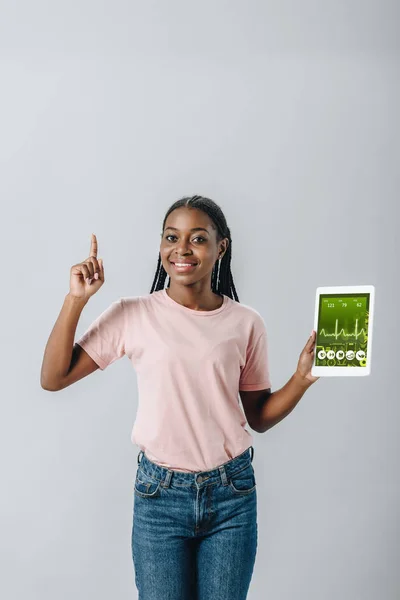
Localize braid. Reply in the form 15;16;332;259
149;195;240;302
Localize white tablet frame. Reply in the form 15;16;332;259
311;285;375;377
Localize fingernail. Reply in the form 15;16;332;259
94;273;99;280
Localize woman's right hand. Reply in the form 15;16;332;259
69;233;104;299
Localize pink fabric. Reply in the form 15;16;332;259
76;289;271;472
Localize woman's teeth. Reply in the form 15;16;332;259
172;262;197;270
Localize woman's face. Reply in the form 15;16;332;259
160;207;228;287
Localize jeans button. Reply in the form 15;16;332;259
197;475;203;483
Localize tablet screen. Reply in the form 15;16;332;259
315;293;370;367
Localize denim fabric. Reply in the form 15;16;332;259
131;446;257;600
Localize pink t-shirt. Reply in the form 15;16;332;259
76;289;271;472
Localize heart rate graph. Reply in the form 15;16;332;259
315;294;370;367
319;319;367;341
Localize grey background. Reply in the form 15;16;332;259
1;1;398;598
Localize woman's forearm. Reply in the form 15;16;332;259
40;293;88;390
256;372;313;433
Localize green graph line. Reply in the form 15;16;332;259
320;318;367;340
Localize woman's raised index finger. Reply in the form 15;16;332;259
90;233;98;257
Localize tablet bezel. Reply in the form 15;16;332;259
311;285;375;377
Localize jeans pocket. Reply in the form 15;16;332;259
229;464;256;495
134;468;162;498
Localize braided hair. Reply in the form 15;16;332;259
149;195;240;302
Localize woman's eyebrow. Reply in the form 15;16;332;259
164;227;209;233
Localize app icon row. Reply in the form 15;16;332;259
317;349;366;361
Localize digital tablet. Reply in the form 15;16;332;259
311;285;375;377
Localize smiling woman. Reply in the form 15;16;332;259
123;195;272;598
48;194;272;599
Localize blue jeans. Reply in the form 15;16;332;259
131;446;257;600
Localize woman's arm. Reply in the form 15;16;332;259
253;372;312;433
40;293;88;390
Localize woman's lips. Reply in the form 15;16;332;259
170;262;198;272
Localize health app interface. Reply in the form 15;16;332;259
315;294;370;367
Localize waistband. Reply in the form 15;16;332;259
136;446;254;488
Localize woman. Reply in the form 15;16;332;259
41;194;319;599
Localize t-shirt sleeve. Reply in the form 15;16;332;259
75;298;126;371
239;325;272;391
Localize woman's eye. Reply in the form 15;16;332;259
165;235;206;243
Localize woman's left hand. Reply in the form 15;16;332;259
296;330;320;385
